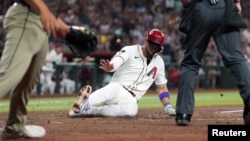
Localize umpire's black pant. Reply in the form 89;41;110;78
176;0;250;115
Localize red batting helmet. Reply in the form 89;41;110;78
146;29;165;46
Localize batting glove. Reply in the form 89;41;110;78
164;105;176;116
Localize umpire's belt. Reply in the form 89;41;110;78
122;86;136;97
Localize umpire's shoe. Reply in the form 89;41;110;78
175;113;192;126
243;96;250;125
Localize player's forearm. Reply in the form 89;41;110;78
24;0;63;37
109;57;123;72
156;86;170;106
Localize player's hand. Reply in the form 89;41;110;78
55;18;69;38
99;59;114;72
39;7;59;37
234;2;242;14
24;0;59;36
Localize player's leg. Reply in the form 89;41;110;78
88;84;138;117
65;79;75;94
59;79;65;94
214;29;250;125
1;3;48;138
43;71;55;95
39;73;46;95
90;101;138;117
6;42;48;135
69;83;138;117
176;2;216;125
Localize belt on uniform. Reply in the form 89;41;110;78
13;1;38;15
122;86;136;97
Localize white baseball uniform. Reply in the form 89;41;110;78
86;45;167;117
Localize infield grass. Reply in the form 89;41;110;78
0;90;242;113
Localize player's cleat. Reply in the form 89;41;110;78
1;125;45;139
69;101;91;117
164;105;176;116
69;109;78;117
72;85;92;113
175;113;192;126
69;85;92;117
245;113;250;125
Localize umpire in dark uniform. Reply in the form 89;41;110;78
176;0;250;126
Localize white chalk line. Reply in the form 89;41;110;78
219;109;243;114
196;109;243;121
196;118;242;121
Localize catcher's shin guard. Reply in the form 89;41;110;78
72;85;92;113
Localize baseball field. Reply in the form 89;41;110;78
0;89;245;141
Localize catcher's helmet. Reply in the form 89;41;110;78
146;29;165;46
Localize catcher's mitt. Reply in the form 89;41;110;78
65;26;97;58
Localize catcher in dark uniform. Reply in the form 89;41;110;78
0;0;97;139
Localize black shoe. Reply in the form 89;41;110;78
2;129;24;139
175;113;192;126
243;96;250;125
245;113;250;125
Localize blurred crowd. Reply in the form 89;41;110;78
1;0;250;94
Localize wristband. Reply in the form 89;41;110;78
159;92;170;101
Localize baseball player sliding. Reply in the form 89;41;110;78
69;28;176;117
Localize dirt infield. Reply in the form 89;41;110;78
0;105;244;141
